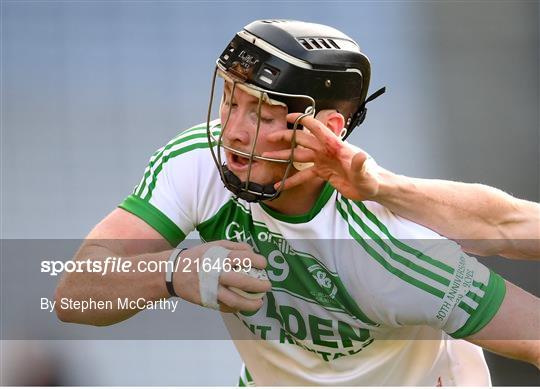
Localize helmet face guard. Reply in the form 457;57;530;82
206;66;315;203
207;20;385;203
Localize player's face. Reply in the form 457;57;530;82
220;82;292;185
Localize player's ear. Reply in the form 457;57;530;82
316;110;345;137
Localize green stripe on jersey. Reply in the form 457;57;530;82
119;194;186;246
466;290;483;305
473;280;487;290
336;198;446;299
143;140;217;201
134;147;163;196
457;301;475;316
136;124;219;199
341;198;451;288
350;199;488;307
238;365;255;387
450;270;506;338
135;124;207;197
353;200;454;275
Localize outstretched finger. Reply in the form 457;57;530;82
351;151;376;177
267;129;319;150
287;113;336;140
226;250;267;269
218;285;264;312
274;167;317;192
220;270;272;293
262;147;315;162
351;151;369;173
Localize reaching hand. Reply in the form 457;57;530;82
263;113;383;201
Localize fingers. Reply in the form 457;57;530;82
351;151;376;176
274;167;317;191
351;151;369;173
267;129;319;150
224;249;266;270
206;240;267;269
220;270;272;293
287;112;336;139
262;147;315;162
217;285;264;312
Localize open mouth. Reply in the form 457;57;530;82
227;152;257;171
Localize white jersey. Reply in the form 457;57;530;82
120;122;506;386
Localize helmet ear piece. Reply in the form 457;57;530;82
344;86;387;139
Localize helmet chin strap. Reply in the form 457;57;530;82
221;164;280;203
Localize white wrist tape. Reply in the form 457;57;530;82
198;246;230;310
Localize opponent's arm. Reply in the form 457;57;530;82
265;112;540;260
465;280;540;368
55;208;270;326
374;174;540;259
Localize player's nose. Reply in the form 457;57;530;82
223;110;252;146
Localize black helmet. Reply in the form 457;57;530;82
218;19;384;133
207;19;385;203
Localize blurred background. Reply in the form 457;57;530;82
1;0;538;386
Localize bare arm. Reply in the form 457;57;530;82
263;113;539;260
465;280;540;368
375;171;540;259
55;208;175;325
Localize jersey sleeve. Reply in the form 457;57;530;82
118;124;212;246
344;198;506;339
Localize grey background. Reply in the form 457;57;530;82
1;0;539;386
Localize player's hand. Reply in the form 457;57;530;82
262;113;383;201
172;240;271;312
